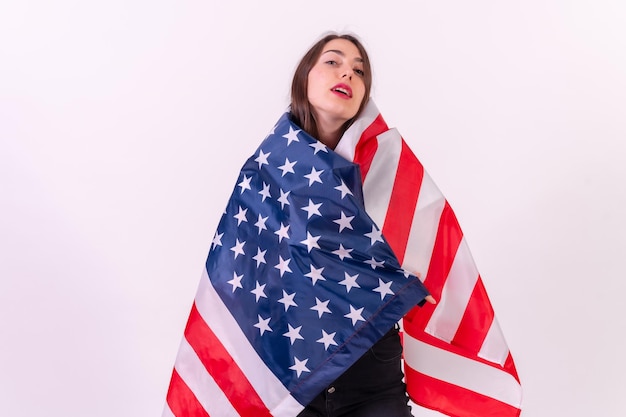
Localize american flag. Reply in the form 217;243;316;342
163;109;431;416
335;101;523;417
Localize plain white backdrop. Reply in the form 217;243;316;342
1;1;625;416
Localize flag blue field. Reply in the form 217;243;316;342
164;110;430;416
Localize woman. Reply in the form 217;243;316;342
290;33;434;417
163;32;434;417
164;31;520;417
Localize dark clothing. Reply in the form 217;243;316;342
297;325;414;417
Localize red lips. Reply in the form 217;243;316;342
331;83;353;98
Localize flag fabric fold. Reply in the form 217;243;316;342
335;100;523;417
163;100;522;417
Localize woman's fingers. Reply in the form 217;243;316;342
425;295;437;304
412;271;436;304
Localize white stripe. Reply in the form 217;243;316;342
174;337;239;416
361;128;403;227
194;269;304;416
272;395;312;417
403;334;522;407
478;317;510;366
401;171;446;281
425;238;479;342
161;403;175;417
335;100;380;162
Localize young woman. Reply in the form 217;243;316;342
163;32;435;417
164;31;519;417
290;33;435;417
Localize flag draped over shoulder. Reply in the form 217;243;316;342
335;101;523;417
163;109;431;417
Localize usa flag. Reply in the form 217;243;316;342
335;101;523;417
163;108;431;416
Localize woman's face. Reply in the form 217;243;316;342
307;38;366;129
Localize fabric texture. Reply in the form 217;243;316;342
163;100;522;417
164;106;430;417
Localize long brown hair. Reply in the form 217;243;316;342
290;33;372;139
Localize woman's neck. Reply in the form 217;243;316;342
316;126;342;150
315;115;345;150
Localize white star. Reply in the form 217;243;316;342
334;179;353;199
250;281;267;302
317;330;338;350
233;206;248;225
254;149;270;169
211;231;223;250
300;231;321;253
344;305;365;326
309;141;328;155
252;247;267;267
301;199;322;219
364;257;384;269
254;315;272;335
304;167;324;186
310;297;331;318
254;213;268;234
364;225;384;245
277;188;291;209
278;158;297;177
275;255;292;277
339;272;360;293
237;174;252;194
230;238;245;259
274;222;290;242
333;211;354;232
278;289;298;311
258;182;271;202
332;244;353;260
227;272;243;292
305;265;326;285
289;356;310;377
373;278;395;300
283;324;304;345
282;126;301;145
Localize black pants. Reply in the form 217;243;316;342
297;325;413;417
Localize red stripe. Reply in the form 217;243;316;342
184;303;272;417
407;202;463;330
380;140;424;265
504;352;521;383
360;113;388;144
404;316;514;373
425;202;463;300
166;369;211;417
353;133;378;181
353;113;387;180
405;366;521;417
450;277;494;354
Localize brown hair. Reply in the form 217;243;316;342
290;33;372;139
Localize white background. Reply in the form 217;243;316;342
1;1;625;416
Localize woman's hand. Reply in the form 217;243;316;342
414;271;437;305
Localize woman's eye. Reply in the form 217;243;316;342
325;60;338;65
354;68;365;76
